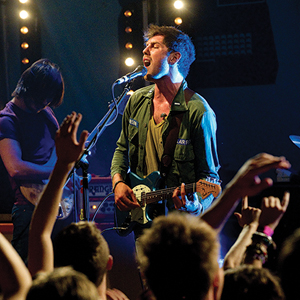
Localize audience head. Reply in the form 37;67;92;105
53;221;112;288
221;265;285;300
26;267;99;300
137;212;222;300
278;227;300;300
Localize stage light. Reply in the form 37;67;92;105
22;58;29;64
92;205;97;210
21;42;29;49
119;2;144;86
20;26;29;34
18;0;42;73
125;57;134;67
19;10;29;19
174;1;184;9
174;17;183;25
125;42;133;49
124;10;132;17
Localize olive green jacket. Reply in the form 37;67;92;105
111;82;220;210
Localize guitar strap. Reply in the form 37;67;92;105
160;112;183;180
160;88;193;183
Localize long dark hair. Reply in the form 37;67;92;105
12;59;64;108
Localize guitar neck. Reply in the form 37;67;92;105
145;183;195;205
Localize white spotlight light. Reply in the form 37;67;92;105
125;57;134;67
19;10;29;19
174;1;184;9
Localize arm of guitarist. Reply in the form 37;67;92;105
201;153;291;233
0;138;56;181
28;112;88;277
112;173;140;211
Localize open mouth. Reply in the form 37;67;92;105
144;59;151;67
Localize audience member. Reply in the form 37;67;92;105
136;153;291;300
0;232;32;300
28;112;128;300
26;266;99;300
137;212;223;300
223;191;289;269
53;221;113;293
278;227;300;300
201;153;290;231
221;265;285;300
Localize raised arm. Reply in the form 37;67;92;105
28;112;88;276
222;196;261;270
201;153;291;232
0;233;32;300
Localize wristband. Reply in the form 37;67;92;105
262;226;274;237
252;232;274;248
113;180;126;193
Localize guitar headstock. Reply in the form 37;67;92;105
196;178;222;199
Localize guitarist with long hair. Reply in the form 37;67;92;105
0;59;64;264
111;25;221;237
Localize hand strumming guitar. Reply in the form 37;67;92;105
112;173;140;211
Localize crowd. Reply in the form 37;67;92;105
0;110;297;300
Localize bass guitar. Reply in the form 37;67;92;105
114;171;222;236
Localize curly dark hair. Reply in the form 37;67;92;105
144;24;196;78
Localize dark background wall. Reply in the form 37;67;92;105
1;0;300;298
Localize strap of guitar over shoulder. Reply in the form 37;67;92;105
160;88;193;181
160;112;183;179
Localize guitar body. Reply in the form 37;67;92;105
114;171;221;236
114;171;162;236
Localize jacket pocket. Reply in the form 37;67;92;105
174;142;195;162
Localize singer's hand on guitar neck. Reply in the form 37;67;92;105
172;183;202;215
113;174;140;211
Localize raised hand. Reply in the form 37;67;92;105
201;153;291;231
226;153;291;199
259;191;290;231
55;112;89;168
234;196;261;228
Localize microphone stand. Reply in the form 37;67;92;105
67;81;133;222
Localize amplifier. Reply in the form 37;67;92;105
76;175;115;227
89;175;114;221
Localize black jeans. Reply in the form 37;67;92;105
11;202;35;265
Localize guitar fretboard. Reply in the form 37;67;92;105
141;179;220;205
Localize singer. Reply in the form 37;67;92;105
111;25;220;237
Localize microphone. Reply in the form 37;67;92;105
115;65;147;84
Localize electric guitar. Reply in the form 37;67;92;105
20;92;131;220
114;171;222;236
19;177;79;220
